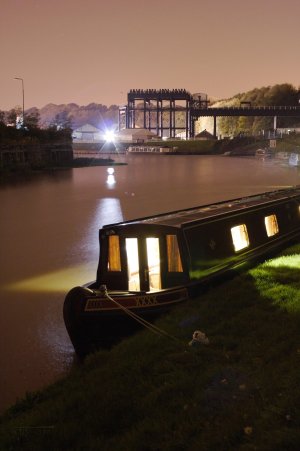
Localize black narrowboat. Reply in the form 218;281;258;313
64;186;300;357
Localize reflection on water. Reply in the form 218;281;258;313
2;199;123;293
78;197;123;260
4;264;94;293
106;167;117;187
0;154;300;412
107;174;116;187
96;196;123;225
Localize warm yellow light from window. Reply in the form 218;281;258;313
108;235;121;271
167;235;183;272
265;214;279;237
146;237;161;290
231;224;250;252
126;238;140;291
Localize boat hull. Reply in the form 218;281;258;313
63;286;188;357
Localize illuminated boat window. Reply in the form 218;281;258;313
231;224;250;252
167;235;183;272
108;235;121;271
146;238;161;291
265;214;279;237
126;238;140;291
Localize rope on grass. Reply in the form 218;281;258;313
99;285;183;345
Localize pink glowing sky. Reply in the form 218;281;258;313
1;0;299;110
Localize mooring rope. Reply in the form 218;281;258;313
99;285;182;345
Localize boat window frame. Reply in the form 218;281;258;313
146;237;162;291
107;235;122;272
231;223;250;252
166;234;183;273
264;214;279;237
125;237;141;291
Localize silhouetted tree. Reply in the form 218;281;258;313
215;84;300;136
53;110;73;130
25;108;40;129
0;110;5;125
6;107;22;126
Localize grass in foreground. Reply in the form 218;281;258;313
1;245;300;450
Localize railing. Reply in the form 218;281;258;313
191;105;300;117
205;106;300;110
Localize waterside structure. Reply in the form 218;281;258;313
1;143;73;170
0;130;73;171
119;89;300;139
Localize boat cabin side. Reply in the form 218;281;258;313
96;224;189;292
183;196;300;280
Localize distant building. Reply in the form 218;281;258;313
116;128;160;143
195;129;217;140
72;124;103;142
276;127;300;135
175;129;217;140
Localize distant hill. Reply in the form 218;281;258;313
26;103;119;131
197;83;300;136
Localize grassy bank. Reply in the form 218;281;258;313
146;139;216;154
1;244;300;450
275;134;300;153
148;137;269;155
148;134;300;156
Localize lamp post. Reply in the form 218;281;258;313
14;77;24;128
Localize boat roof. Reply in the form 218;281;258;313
103;186;300;230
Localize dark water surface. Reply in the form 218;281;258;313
1;154;299;412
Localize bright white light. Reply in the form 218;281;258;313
104;130;115;142
107;167;114;175
106;174;116;186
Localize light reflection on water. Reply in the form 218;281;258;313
4;264;96;293
77;197;123;264
0;154;299;412
3;198;123;293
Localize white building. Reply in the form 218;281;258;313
116;128;160;143
195;129;217;140
72;124;104;142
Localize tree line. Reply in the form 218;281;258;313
213;83;300;136
1;84;299;137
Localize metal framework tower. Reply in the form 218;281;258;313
119;89;195;139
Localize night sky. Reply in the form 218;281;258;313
1;0;300;110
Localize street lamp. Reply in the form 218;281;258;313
14;77;24;127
